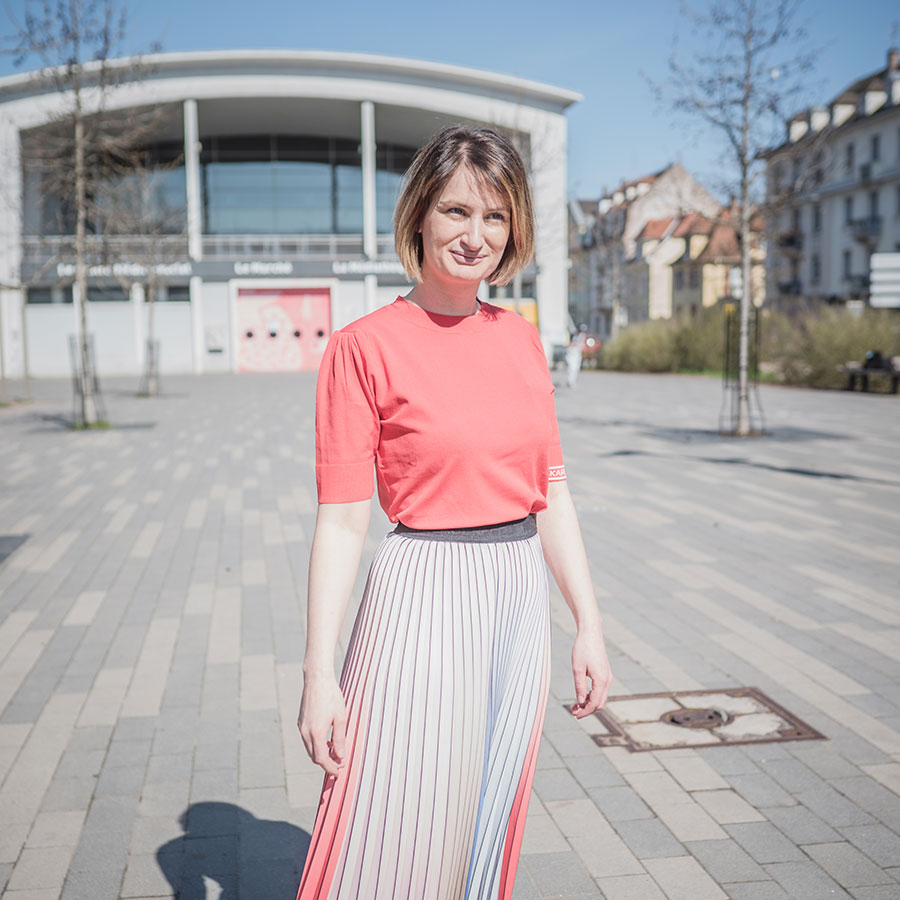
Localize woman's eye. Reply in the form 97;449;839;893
488;212;508;223
446;207;465;216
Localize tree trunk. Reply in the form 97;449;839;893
20;290;30;399
74;78;97;425
737;190;752;435
735;17;753;436
146;279;158;396
0;293;6;405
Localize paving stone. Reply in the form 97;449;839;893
761;804;842;844
764;860;854;900
723;883;792;900
803;842;896;889
7;847;73;892
684;838;769;884
642;855;727;900
848;887;900;900
613;818;686;860
532;767;586;802
726;773;797;808
725;823;808;864
839;824;900;869
794;785;877;828
60;866;125;900
594;873;667;900
588;786;653;821
520;850;600;897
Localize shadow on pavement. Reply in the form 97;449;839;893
601;448;900;487
156;802;310;899
25;413;157;433
0;534;28;565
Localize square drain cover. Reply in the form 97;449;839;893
585;687;825;752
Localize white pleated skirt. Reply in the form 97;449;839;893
296;529;551;900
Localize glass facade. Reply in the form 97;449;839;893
200;135;414;235
26;133;416;237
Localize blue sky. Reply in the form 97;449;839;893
2;0;897;200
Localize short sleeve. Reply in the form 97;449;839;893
527;326;567;482
315;331;379;503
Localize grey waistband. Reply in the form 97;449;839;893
392;514;537;543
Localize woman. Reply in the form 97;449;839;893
296;125;611;900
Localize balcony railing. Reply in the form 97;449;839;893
776;232;804;254
22;233;398;271
848;217;882;243
778;279;803;296
845;274;869;293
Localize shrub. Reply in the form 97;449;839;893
775;308;900;389
601;319;676;372
601;306;900;391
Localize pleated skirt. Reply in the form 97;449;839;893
296;529;551;900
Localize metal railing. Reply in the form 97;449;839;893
848;217;882;243
23;233;400;270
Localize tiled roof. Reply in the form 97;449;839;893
638;217;675;240
695;222;740;263
672;212;714;237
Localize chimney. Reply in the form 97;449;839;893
889;48;900;104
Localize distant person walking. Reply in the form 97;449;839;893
566;324;588;388
295;125;611;900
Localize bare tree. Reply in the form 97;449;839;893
4;0;159;425
658;0;815;434
94;131;187;395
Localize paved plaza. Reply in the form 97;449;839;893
0;368;898;900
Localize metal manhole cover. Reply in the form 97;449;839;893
661;707;733;729
574;687;826;753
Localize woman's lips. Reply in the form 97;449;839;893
450;251;484;264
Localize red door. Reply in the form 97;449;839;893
237;288;331;372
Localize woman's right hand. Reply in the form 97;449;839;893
298;672;348;777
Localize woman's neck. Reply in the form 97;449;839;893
404;281;480;317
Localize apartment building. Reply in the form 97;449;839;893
568;164;718;335
764;48;900;308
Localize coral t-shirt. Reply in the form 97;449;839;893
315;297;566;529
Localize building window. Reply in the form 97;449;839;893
792;208;801;232
843;249;852;279
870;190;879;218
896;184;900;216
846;142;854;173
689;267;700;289
811;254;821;285
871;133;880;162
674;270;684;290
844;196;853;224
813;203;821;233
26;286;73;304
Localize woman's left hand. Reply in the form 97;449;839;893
570;627;612;719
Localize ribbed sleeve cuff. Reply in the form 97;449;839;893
316;462;375;503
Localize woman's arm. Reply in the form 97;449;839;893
298;498;371;775
536;479;612;718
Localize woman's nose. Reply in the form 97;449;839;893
460;218;484;248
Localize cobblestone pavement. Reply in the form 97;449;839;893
0;370;898;900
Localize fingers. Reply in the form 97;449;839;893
297;718;344;777
571;664;613;719
573;670;587;708
331;710;347;764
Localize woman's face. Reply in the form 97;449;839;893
418;165;511;288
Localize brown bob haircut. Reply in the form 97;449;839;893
393;125;535;286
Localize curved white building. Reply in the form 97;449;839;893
0;50;579;377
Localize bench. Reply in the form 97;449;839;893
840;355;900;394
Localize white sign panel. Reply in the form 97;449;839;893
870;252;900;309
